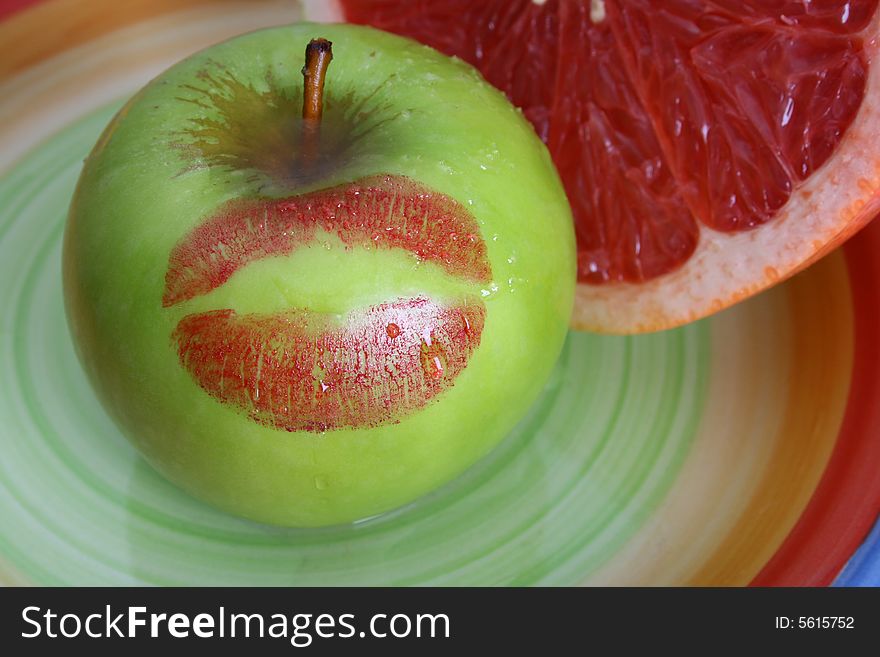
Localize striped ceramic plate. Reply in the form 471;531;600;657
0;0;878;586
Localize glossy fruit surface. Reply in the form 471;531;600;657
327;0;880;332
63;23;575;526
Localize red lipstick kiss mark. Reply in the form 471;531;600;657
163;174;491;307
173;297;485;432
164;174;492;432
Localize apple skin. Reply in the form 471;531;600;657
63;22;575;526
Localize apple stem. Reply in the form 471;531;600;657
301;38;333;164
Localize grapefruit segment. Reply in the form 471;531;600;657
609;1;869;231
550;0;699;284
313;0;880;332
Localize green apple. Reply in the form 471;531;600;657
63;22;575;527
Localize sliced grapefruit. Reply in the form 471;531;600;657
306;0;880;333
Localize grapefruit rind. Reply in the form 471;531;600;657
574;13;880;333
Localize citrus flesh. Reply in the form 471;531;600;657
322;0;880;332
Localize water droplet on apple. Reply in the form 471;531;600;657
480;282;500;298
419;338;446;380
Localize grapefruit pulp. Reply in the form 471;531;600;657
311;0;880;332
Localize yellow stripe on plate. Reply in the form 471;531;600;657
0;0;301;173
587;252;853;585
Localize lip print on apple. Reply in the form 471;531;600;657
165;175;492;433
164;40;493;433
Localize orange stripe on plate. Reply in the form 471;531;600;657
0;0;233;79
686;253;853;585
753;218;880;585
